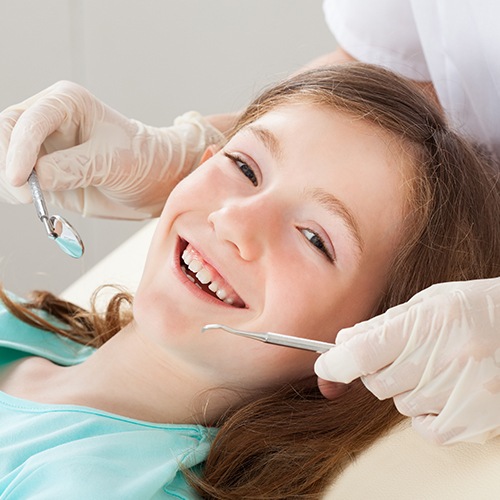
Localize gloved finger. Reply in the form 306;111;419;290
35;143;102;192
0;108;33;203
392;388;448;418
314;304;419;383
0;108;22;171
314;344;360;383
412;414;500;445
0;176;32;204
5;96;68;186
410;414;447;444
411;412;491;445
410;414;466;445
317;377;349;400
364;333;462;401
361;360;424;401
0;107;21;145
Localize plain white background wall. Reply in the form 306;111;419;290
0;0;335;296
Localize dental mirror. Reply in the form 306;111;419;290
50;215;85;258
28;171;85;259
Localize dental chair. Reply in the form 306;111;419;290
62;220;500;500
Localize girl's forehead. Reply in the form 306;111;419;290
232;104;416;198
235;104;396;152
234;101;327;133
239;104;370;137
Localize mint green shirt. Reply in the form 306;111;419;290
0;298;216;499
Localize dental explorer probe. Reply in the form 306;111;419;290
202;324;336;353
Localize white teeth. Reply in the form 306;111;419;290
196;268;212;284
182;250;193;265
188;259;202;273
181;246;237;306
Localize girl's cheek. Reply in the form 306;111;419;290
166;161;231;215
167;171;206;204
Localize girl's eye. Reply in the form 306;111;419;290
224;152;258;186
301;228;335;263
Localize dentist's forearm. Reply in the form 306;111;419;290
298;47;441;110
204;113;240;138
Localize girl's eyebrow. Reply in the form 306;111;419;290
246;124;283;161
306;187;364;256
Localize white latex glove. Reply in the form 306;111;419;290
315;277;500;445
0;80;225;219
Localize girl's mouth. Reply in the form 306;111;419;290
179;239;246;308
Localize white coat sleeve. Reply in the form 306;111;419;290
322;0;431;81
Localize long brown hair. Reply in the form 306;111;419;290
2;64;499;499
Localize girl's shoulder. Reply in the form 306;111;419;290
0;292;95;367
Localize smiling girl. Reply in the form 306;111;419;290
0;64;499;499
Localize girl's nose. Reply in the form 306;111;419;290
207;195;282;261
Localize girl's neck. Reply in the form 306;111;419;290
2;322;233;425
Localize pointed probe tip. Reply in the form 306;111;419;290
201;323;222;333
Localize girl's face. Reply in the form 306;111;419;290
135;104;409;394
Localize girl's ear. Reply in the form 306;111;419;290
199;145;220;165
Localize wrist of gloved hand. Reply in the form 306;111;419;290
68;111;225;219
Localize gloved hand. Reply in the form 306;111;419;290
315;277;500;445
0;80;225;219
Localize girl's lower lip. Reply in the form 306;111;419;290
171;237;237;308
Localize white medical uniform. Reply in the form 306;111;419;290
323;0;500;161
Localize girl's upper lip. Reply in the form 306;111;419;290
178;235;248;308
